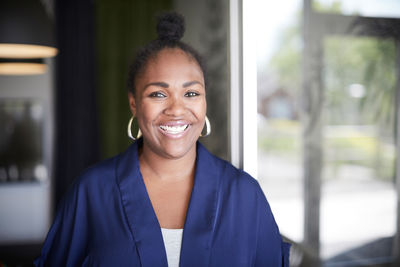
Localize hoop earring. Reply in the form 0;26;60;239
127;116;142;141
200;116;211;137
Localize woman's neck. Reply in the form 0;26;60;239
139;143;197;183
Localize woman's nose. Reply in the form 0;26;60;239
164;96;186;116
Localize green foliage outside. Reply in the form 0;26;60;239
324;37;396;128
258;120;301;156
268;17;301;96
258;119;395;181
312;0;344;14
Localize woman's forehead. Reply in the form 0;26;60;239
141;49;204;82
150;48;197;67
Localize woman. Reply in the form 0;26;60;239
35;12;290;267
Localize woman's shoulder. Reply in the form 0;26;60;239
57;146;136;215
197;142;262;194
68;144;137;195
74;154;118;187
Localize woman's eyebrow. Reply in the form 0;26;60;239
183;81;203;87
143;82;169;90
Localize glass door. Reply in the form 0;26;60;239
321;35;397;265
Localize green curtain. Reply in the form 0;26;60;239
96;0;172;159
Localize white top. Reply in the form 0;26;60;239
161;228;184;267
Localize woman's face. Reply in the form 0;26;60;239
128;48;206;160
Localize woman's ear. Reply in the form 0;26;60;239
128;92;137;116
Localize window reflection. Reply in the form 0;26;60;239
0;100;46;183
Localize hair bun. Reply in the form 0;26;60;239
156;12;185;41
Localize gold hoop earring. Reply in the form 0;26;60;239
127;116;142;141
200;116;211;137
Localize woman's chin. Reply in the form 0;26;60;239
141;127;200;160
158;140;197;160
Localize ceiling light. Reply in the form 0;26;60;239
0;58;46;75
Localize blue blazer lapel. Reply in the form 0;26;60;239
116;140;220;267
180;142;220;267
116;139;168;267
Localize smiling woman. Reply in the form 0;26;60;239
35;12;290;267
129;48;206;161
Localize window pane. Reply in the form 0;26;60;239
256;0;303;244
321;36;397;263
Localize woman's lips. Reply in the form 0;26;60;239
158;122;191;138
159;124;189;134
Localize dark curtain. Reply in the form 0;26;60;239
54;0;100;207
96;0;172;159
53;0;174;207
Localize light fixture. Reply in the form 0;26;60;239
0;58;46;75
0;44;57;59
0;0;57;75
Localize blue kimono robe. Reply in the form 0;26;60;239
35;140;290;266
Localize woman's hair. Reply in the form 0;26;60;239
127;11;207;96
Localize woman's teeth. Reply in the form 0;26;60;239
159;124;188;134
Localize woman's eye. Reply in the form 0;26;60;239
185;91;200;97
149;92;166;98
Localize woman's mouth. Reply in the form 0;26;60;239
159;124;189;135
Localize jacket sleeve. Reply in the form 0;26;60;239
254;184;291;267
282;241;291;267
34;180;89;267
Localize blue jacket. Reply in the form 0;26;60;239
35;140;290;266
